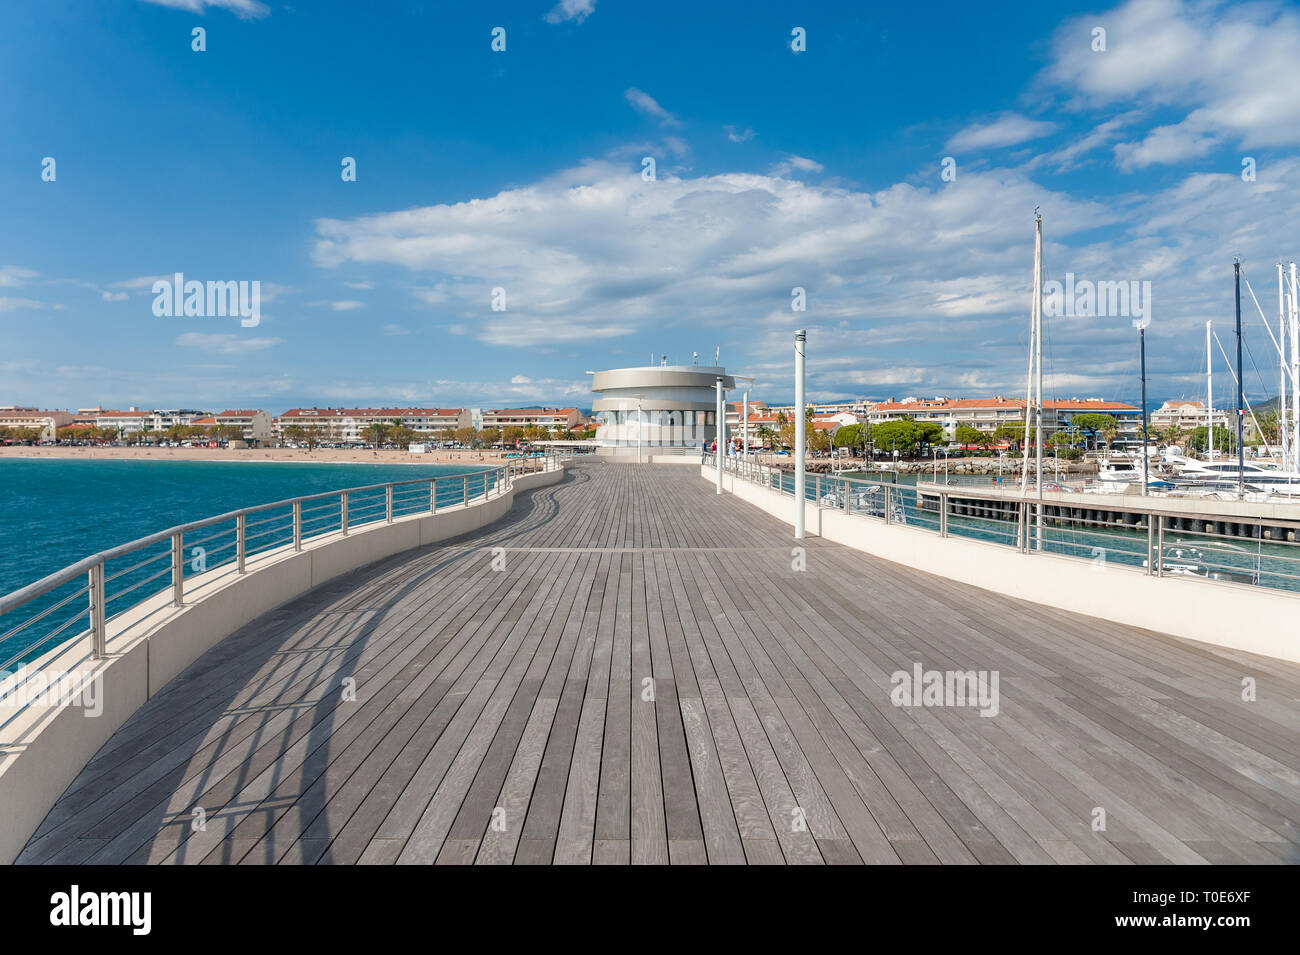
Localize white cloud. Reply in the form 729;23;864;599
308;299;365;311
1044;0;1300;164
0;265;37;287
624;88;679;126
382;323;413;336
0;296;48;312
344;281;374;290
100;290;130;302
1025;113;1141;172
308;143;1300;398
173;332;283;353
138;0;269;18
725;125;756;143
769;154;824;177
311;158;1112;358
111;275;170;290
1114;120;1220;170
947;113;1058;152
544;0;596;24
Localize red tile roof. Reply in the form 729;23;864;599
874;397;1138;413
279;407;465;418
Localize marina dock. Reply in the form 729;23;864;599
17;459;1300;865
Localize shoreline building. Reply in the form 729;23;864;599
870;396;1143;447
0;406;73;440
190;410;274;446
276;408;472;444
1149;399;1230;434
481;408;581;432
591;364;735;448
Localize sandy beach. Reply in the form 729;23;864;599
0;446;508;466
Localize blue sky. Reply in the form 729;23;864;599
3;0;1299;411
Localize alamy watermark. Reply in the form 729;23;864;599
890;662;999;717
1;670;103;718
152;272;260;327
1044;273;1151;328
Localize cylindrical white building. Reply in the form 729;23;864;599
591;365;735;448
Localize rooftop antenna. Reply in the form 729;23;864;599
692;351;698;365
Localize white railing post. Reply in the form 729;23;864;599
171;531;184;606
236;513;246;573
430;479;437;513
385;485;394;523
1156;516;1164;576
88;562;106;659
341;492;349;535
463;474;469;506
1146;514;1154;576
293;500;302;550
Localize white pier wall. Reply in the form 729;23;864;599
705;464;1300;665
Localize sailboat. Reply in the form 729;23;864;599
1162;260;1300;499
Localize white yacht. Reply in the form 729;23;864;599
1096;454;1143;484
1163;453;1300;496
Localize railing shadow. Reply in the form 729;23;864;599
17;462;578;865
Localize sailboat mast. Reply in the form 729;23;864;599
1140;327;1148;495
1034;213;1044;510
1234;260;1245;497
1206;320;1213;458
1291;262;1300;474
1279;265;1288;466
1020;217;1038;494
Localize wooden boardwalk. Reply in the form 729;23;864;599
20;460;1300;865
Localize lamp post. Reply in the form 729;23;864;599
715;376;725;494
732;374;755;477
636;394;644;465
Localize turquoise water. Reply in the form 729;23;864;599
0;459;490;667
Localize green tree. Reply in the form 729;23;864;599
1186;424;1236;453
869;419;936;458
1158;424;1184;446
361;423;388;448
1069;413;1116;450
478;427;501;447
954;424;985;447
1256;409;1280;444
832;423;866;450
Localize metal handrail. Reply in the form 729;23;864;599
0;453;564;680
709;452;1300;596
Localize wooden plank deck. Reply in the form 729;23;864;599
19;459;1300;865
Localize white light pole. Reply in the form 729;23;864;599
635;394;644;465
743;388;749;472
731;374;755;476
715;376;725;494
794;330;806;539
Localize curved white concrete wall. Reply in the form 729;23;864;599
0;465;564;864
705;464;1300;665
